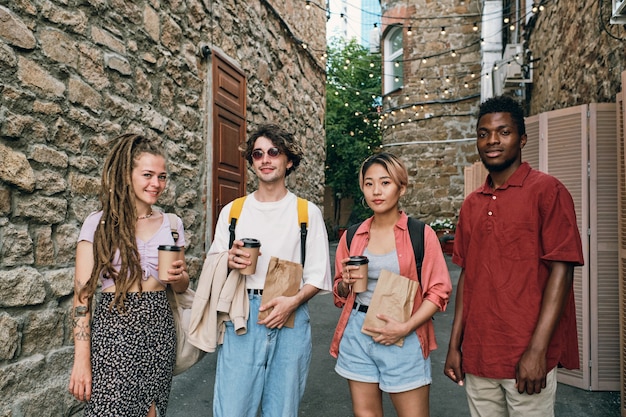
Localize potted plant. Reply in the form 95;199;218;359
429;218;456;236
429;218;456;255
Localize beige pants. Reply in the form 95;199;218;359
465;368;557;417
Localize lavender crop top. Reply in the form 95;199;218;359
78;210;186;290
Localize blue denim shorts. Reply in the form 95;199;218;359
335;307;431;393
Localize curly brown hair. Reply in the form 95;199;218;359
239;124;303;176
79;133;166;311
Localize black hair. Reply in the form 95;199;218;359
477;95;526;136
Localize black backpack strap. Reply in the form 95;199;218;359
228;218;237;249
345;222;363;252
407;217;426;287
297;197;308;266
300;222;307;265
345;218;425;287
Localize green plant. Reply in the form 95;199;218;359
325;38;382;227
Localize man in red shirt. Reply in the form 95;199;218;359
444;95;584;417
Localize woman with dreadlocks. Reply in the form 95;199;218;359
68;133;189;417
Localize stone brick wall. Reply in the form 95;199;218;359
0;0;326;415
526;0;626;113
380;0;482;222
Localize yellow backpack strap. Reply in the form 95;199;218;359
228;196;247;249
166;213;179;243
297;197;308;265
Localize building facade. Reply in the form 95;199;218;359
379;0;482;222
0;0;327;415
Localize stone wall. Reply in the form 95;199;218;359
526;0;626;113
0;0;326;415
379;0;626;224
380;0;482;222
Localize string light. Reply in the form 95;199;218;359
324;0;544;128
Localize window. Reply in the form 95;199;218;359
384;25;403;94
611;0;626;23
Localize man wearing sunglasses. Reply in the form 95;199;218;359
208;124;333;417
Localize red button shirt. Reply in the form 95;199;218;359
452;162;584;379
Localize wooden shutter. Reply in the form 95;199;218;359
618;73;626;416
589;103;620;390
534;104;619;391
463;162;487;198
541;106;590;389
524;114;540;170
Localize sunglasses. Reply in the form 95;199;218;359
251;147;281;160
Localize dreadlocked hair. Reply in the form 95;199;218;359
79;133;166;312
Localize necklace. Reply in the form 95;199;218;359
137;209;153;220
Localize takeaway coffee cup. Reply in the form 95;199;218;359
240;238;261;275
347;255;369;293
158;245;182;282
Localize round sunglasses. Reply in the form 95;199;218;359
251;147;281;160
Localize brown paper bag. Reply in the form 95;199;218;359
257;256;302;328
361;269;418;346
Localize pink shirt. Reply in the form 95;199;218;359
330;212;452;359
78;211;186;290
452;162;584;379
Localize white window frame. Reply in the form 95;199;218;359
384;25;403;95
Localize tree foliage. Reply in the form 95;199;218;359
325;38;382;223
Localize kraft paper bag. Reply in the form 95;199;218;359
362;269;418;347
257;256;302;328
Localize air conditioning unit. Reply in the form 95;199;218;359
501;44;532;83
611;0;626;24
503;44;524;80
492;44;532;95
492;62;508;96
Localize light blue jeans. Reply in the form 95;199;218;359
213;292;312;417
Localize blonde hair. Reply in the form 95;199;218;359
80;133;166;311
359;152;408;190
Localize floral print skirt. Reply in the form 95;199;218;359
85;291;176;417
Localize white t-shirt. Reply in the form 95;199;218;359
208;191;332;292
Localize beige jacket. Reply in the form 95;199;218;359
188;251;249;352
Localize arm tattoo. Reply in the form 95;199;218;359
72;306;90;341
72;319;91;341
74;306;88;317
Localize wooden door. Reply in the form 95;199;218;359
212;52;246;233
